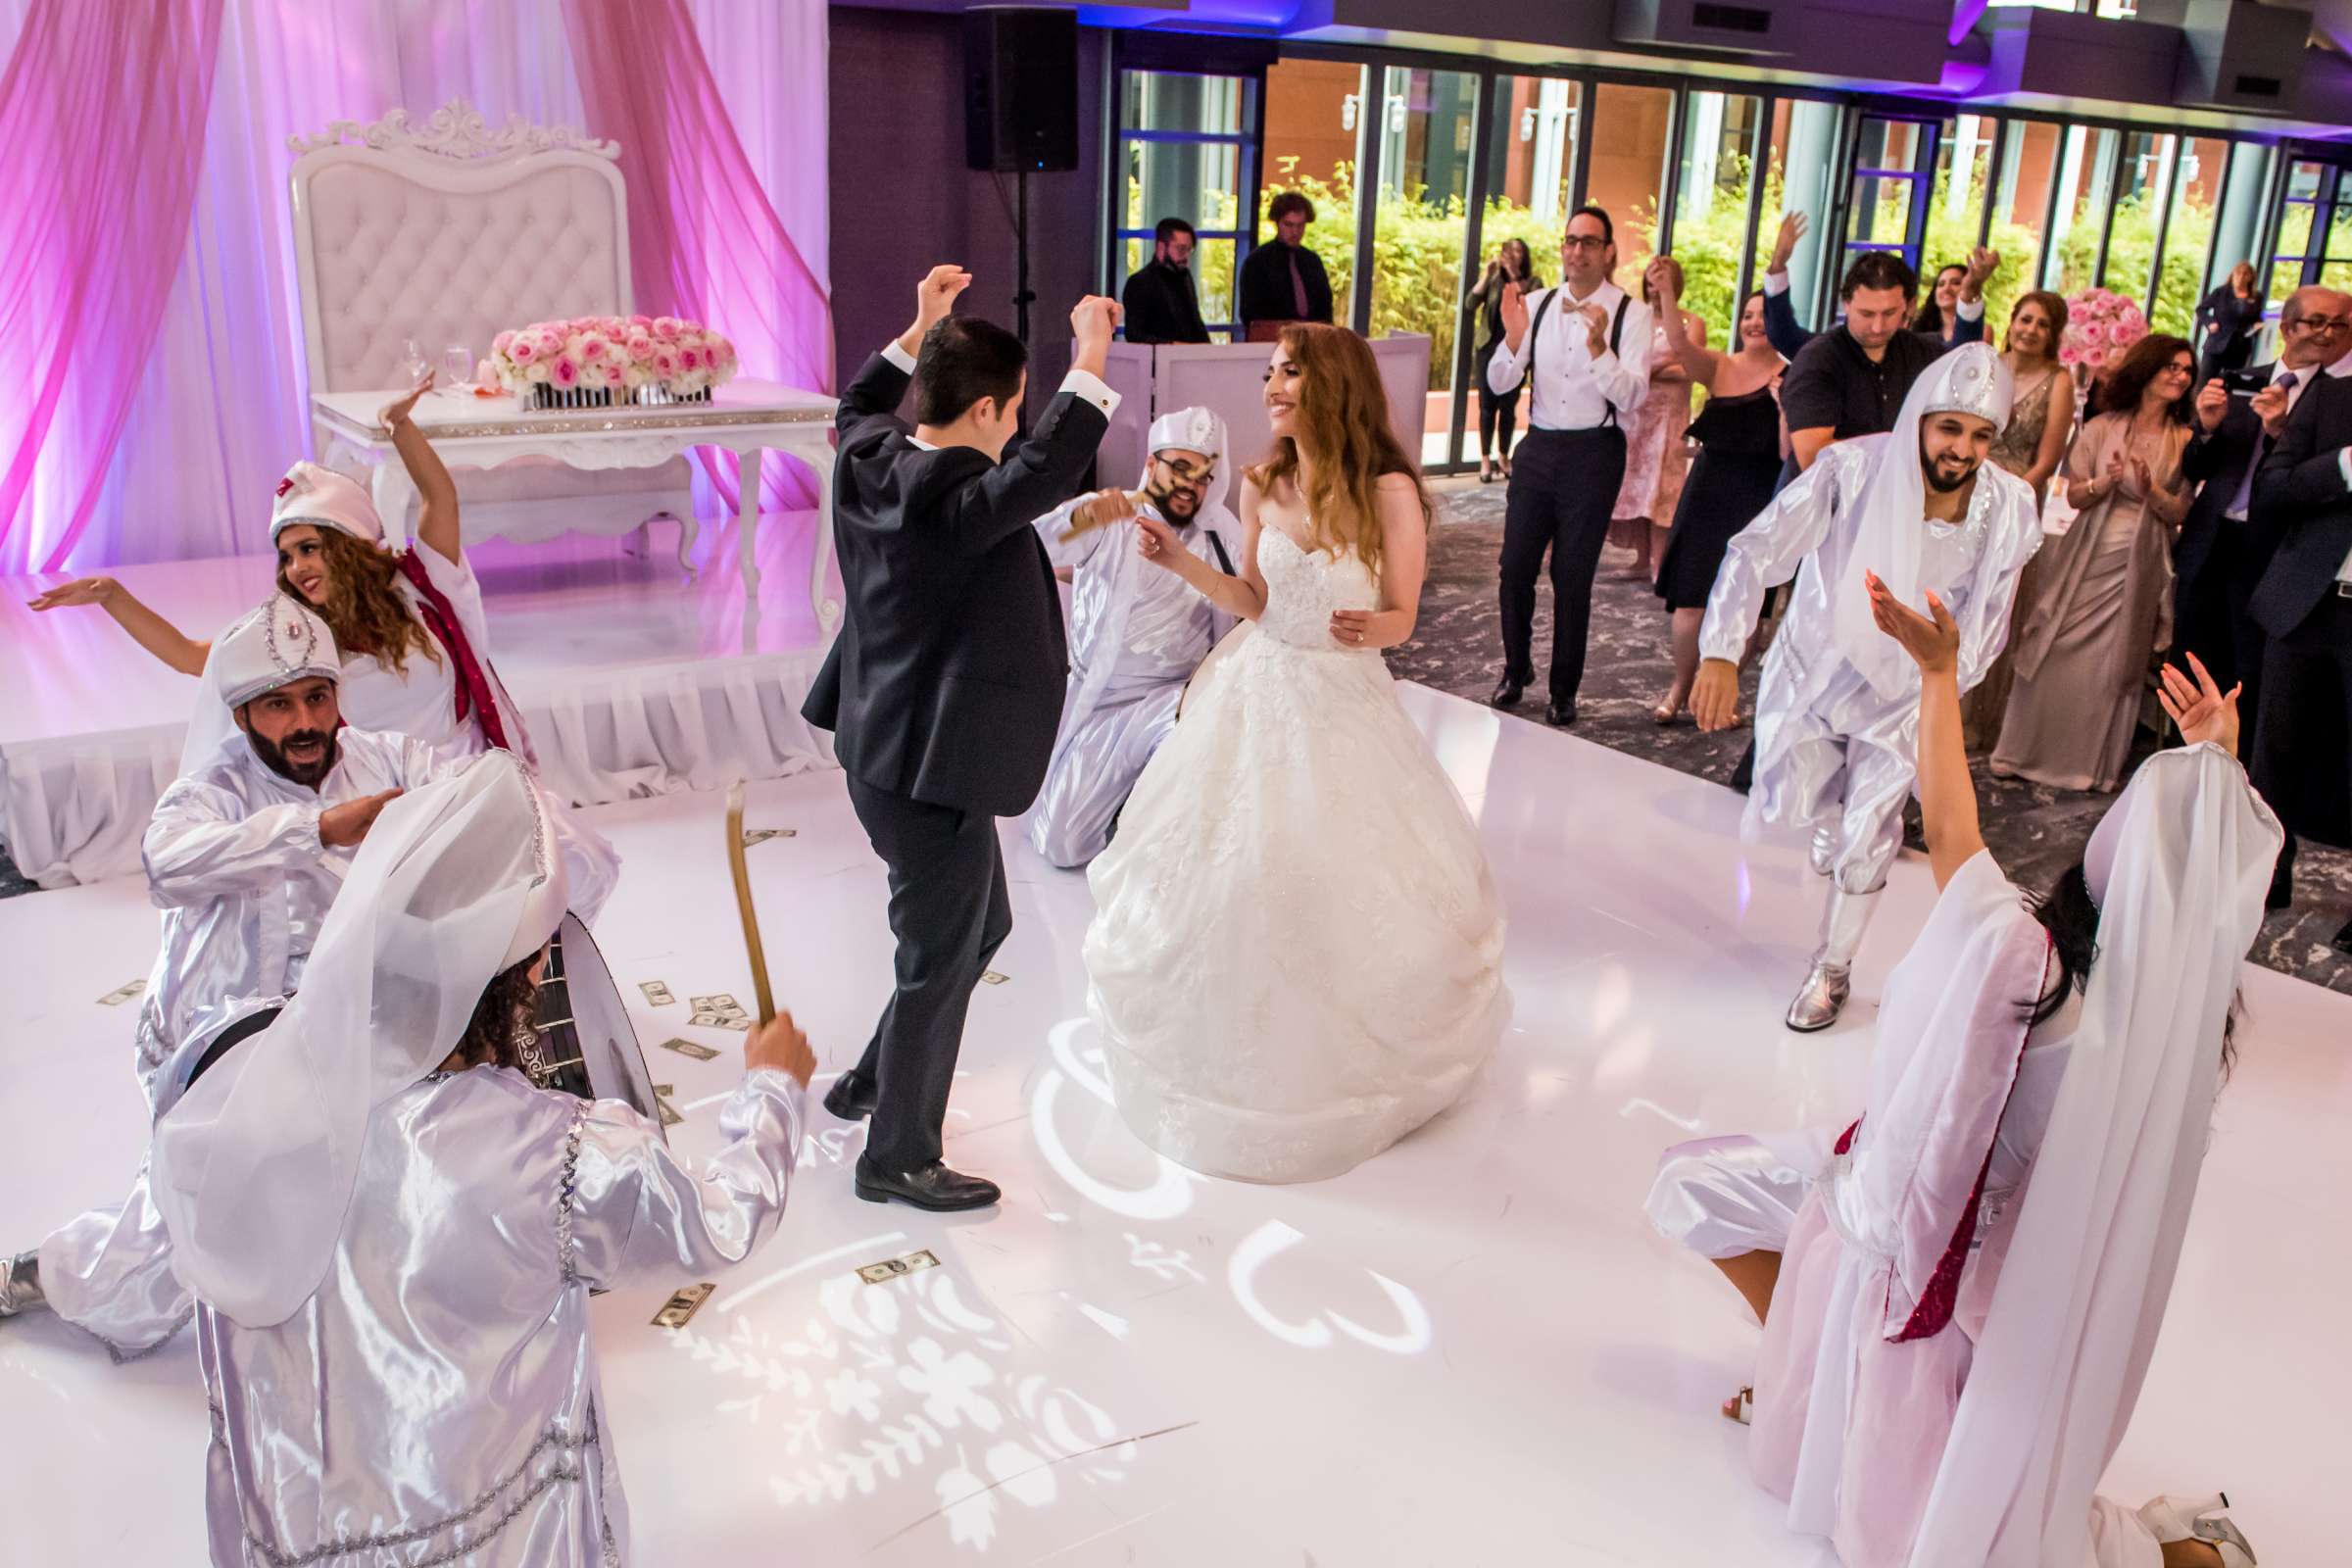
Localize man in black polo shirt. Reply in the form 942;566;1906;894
1781;246;1997;472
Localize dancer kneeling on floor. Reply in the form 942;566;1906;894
150;754;816;1568
1650;587;2277;1567
1027;405;1248;869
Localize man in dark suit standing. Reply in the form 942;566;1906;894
1236;191;1334;342
2175;286;2351;752
1120;218;1211;346
2248;357;2352;956
805;265;1125;1209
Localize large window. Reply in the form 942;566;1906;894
1671;89;1763;348
1367;66;1482;466
1115;71;1257;336
1258;58;1367;311
1587;81;1675;296
1172;55;2271;471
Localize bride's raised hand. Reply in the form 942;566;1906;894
1134;510;1185;569
27;575;117;611
1865;570;1958;675
2157;653;2240;754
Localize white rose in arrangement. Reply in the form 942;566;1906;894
525;361;552;384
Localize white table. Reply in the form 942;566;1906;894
313;378;840;643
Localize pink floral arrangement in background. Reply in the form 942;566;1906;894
483;315;738;400
2058;287;2148;376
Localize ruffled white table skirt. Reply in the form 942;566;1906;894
3;650;834;888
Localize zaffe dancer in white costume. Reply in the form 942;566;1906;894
1028;405;1248;867
26;373;621;915
0;599;475;1353
1692;341;2042;1031
149;754;817;1568
1084;323;1509;1184
1649;585;2274;1568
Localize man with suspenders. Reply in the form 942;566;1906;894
1484;205;1655;727
1026;407;1249;868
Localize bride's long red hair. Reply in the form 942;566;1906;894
1245;323;1429;577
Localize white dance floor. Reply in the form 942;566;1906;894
2;685;2343;1564
0;513;834;888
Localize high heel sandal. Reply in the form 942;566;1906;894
1652;696;1690;726
1721;1387;1752;1426
2137;1494;2257;1566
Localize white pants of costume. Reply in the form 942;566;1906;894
36;1164;189;1359
1758;712;1915;896
1028;682;1185;869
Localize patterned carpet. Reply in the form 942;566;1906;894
6;481;2347;995
1396;476;2352;996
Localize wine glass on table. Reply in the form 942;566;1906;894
396;338;430;389
441;343;473;391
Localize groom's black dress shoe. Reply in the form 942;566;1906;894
823;1070;878;1121
1490;676;1526;709
854;1156;1002;1211
1546;699;1577;727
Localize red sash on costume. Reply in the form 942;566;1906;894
396;550;514;754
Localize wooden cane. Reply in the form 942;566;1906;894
1054;488;1147;545
723;781;778;1026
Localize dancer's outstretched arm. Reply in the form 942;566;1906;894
25;577;209;676
382;375;461;564
1866;570;1979;890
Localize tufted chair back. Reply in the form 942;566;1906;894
290;103;633;395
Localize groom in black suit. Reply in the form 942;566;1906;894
806;265;1125;1209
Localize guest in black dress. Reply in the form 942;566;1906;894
2193;263;2266;382
1644;266;1788;723
1465;239;1539;484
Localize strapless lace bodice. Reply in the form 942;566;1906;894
1255;526;1379;650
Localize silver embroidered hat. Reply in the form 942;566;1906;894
1920;340;2014;433
212;595;341;709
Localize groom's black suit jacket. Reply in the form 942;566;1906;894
804;349;1107;817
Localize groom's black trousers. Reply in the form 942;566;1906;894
844;776;1013;1170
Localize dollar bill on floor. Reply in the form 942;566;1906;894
651;1282;716;1329
97;979;147;1006
689;994;747;1020
857;1249;941;1286
652;1084;673;1097
657;1094;683;1128
638;980;676;1006
980;971;1008;986
710;1014;750;1031
659;1037;721;1061
742;828;797;847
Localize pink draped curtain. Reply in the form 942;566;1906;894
0;0;224;574
564;0;834;511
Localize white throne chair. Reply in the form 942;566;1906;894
289;100;698;567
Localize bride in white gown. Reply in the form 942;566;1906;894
1082;324;1510;1184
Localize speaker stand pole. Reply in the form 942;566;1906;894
1013;166;1035;351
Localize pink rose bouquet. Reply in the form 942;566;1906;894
485;313;739;402
2059;287;2147;374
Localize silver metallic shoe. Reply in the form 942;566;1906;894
0;1251;46;1319
2137;1494;2256;1567
1784;886;1881;1033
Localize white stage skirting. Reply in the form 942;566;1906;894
0;513;836;887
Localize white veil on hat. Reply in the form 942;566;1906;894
1909;742;2281;1564
1831;342;2014;700
152;752;569;1327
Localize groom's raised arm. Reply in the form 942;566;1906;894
841;265;974;438
945;295;1125;556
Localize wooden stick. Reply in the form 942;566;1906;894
1054;488;1147;544
723;781;777;1026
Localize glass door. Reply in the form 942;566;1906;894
1113;71;1258;337
1837;113;1942;286
1367;66;1482;468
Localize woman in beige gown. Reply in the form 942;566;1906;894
1993;335;2196;792
1960;291;2076;749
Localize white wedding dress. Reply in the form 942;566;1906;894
1082;524;1509;1184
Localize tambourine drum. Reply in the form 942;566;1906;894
523;912;664;1140
1179;621;1252;719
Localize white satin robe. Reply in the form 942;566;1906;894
1026;497;1242;868
37;730;466;1358
196;1066;804;1568
1700;440;2041;891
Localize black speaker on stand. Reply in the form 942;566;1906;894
963;6;1078;354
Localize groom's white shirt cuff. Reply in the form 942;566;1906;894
879;340;1121;420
